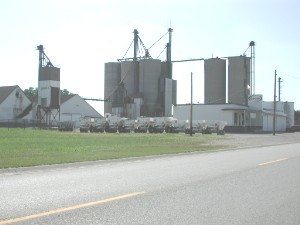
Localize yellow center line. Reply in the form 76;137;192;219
259;158;289;166
0;192;145;225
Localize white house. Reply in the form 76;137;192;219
173;95;294;133
0;85;32;121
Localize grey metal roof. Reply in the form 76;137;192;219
0;85;18;104
61;94;76;104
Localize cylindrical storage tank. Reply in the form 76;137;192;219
204;58;226;104
121;61;136;98
228;56;250;105
104;62;121;114
139;59;162;116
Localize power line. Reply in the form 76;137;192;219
284;74;300;80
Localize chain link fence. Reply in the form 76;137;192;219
0;119;52;129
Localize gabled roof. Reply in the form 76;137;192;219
61;94;76;104
0;85;19;104
61;94;103;118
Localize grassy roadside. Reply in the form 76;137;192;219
0;128;226;168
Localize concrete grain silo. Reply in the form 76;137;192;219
103;28;176;118
204;58;226;104
104;62;121;114
139;59;161;115
228;56;250;105
121;61;136;98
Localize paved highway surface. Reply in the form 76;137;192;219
1;137;300;224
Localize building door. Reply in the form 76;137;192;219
234;112;245;126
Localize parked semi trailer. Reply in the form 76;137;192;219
80;114;227;135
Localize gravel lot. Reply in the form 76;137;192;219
213;132;300;149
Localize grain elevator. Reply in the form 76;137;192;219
104;29;177;119
37;45;60;126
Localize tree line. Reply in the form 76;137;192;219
23;87;72;97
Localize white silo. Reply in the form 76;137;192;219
228;56;250;105
104;62;121;114
204;58;226;104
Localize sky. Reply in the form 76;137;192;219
1;0;300;115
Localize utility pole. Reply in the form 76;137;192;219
249;41;255;95
133;29;139;96
166;28;173;79
278;77;283;101
273;70;277;136
190;72;193;136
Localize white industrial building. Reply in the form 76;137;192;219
173;95;294;132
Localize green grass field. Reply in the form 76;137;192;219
0;128;227;168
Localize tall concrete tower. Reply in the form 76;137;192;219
204;58;226;104
228;56;250;105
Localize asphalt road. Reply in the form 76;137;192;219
1;140;300;224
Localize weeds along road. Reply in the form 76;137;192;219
1;134;300;225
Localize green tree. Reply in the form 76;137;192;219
60;89;73;96
24;87;72;97
24;87;38;98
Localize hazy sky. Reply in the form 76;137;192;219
1;0;299;114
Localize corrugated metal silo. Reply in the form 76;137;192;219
139;59;162;115
204;58;226;104
228;56;250;105
104;62;121;114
